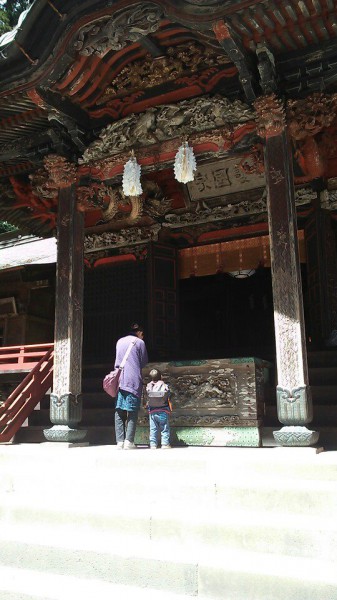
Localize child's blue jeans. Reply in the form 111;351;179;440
149;411;170;447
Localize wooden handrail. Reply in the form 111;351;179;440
0;346;54;443
0;343;53;371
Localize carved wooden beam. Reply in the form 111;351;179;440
256;44;277;95
212;19;256;103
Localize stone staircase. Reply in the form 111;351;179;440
0;444;337;600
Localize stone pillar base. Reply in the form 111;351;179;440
273;426;319;447
135;426;262;447
43;425;87;443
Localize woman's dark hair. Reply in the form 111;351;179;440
129;322;144;334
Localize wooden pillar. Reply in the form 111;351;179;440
255;95;319;446
43;157;86;442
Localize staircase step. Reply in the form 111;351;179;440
0;567;199;600
1;446;337;600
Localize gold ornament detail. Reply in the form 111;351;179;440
99;42;230;102
43;155;77;188
287;92;337;140
254;94;285;138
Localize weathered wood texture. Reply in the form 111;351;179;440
139;357;271;429
49;185;84;430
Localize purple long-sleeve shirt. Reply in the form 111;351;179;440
114;334;148;399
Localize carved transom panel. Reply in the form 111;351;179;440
98;41;230;102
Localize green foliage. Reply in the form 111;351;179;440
0;221;18;233
0;1;32;34
0;7;10;34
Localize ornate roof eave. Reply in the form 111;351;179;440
0;0;244;93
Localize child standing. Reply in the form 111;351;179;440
146;368;172;449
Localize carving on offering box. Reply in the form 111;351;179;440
254;94;285;138
98;41;230;101
80;95;254;163
141;358;270;427
73;3;164;56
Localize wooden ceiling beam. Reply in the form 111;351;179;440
212;19;256;103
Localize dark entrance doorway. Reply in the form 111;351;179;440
179;267;275;359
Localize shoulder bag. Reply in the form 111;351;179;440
103;340;136;398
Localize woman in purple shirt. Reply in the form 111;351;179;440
114;323;148;449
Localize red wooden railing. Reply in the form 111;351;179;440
0;343;54;371
0;344;54;443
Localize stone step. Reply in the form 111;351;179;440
0;568;200;600
1;446;337;600
1;531;336;600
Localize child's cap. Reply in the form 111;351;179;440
149;368;161;381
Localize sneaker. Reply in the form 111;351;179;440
161;445;172;449
150;445;157;450
124;440;136;450
116;441;124;450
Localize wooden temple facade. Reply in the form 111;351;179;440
1;0;337;446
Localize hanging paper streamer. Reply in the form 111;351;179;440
122;153;142;197
174;142;197;183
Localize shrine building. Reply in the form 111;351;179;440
1;0;337;447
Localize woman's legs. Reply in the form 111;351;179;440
125;410;139;443
115;408;127;443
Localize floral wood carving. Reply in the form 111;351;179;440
80;95;254;163
76;183;121;218
238;144;264;175
86;180;170;223
98;41;230;101
43;155;77;188
287;93;337;141
84;224;161;252
74;3;163;56
254;94;285;138
30;168;59;203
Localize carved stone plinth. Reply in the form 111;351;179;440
135;357;271;447
50;393;82;427
274;426;320;447
43;425;87;443
276;385;313;425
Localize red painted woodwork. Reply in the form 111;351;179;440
0;343;54;371
0;345;54;443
